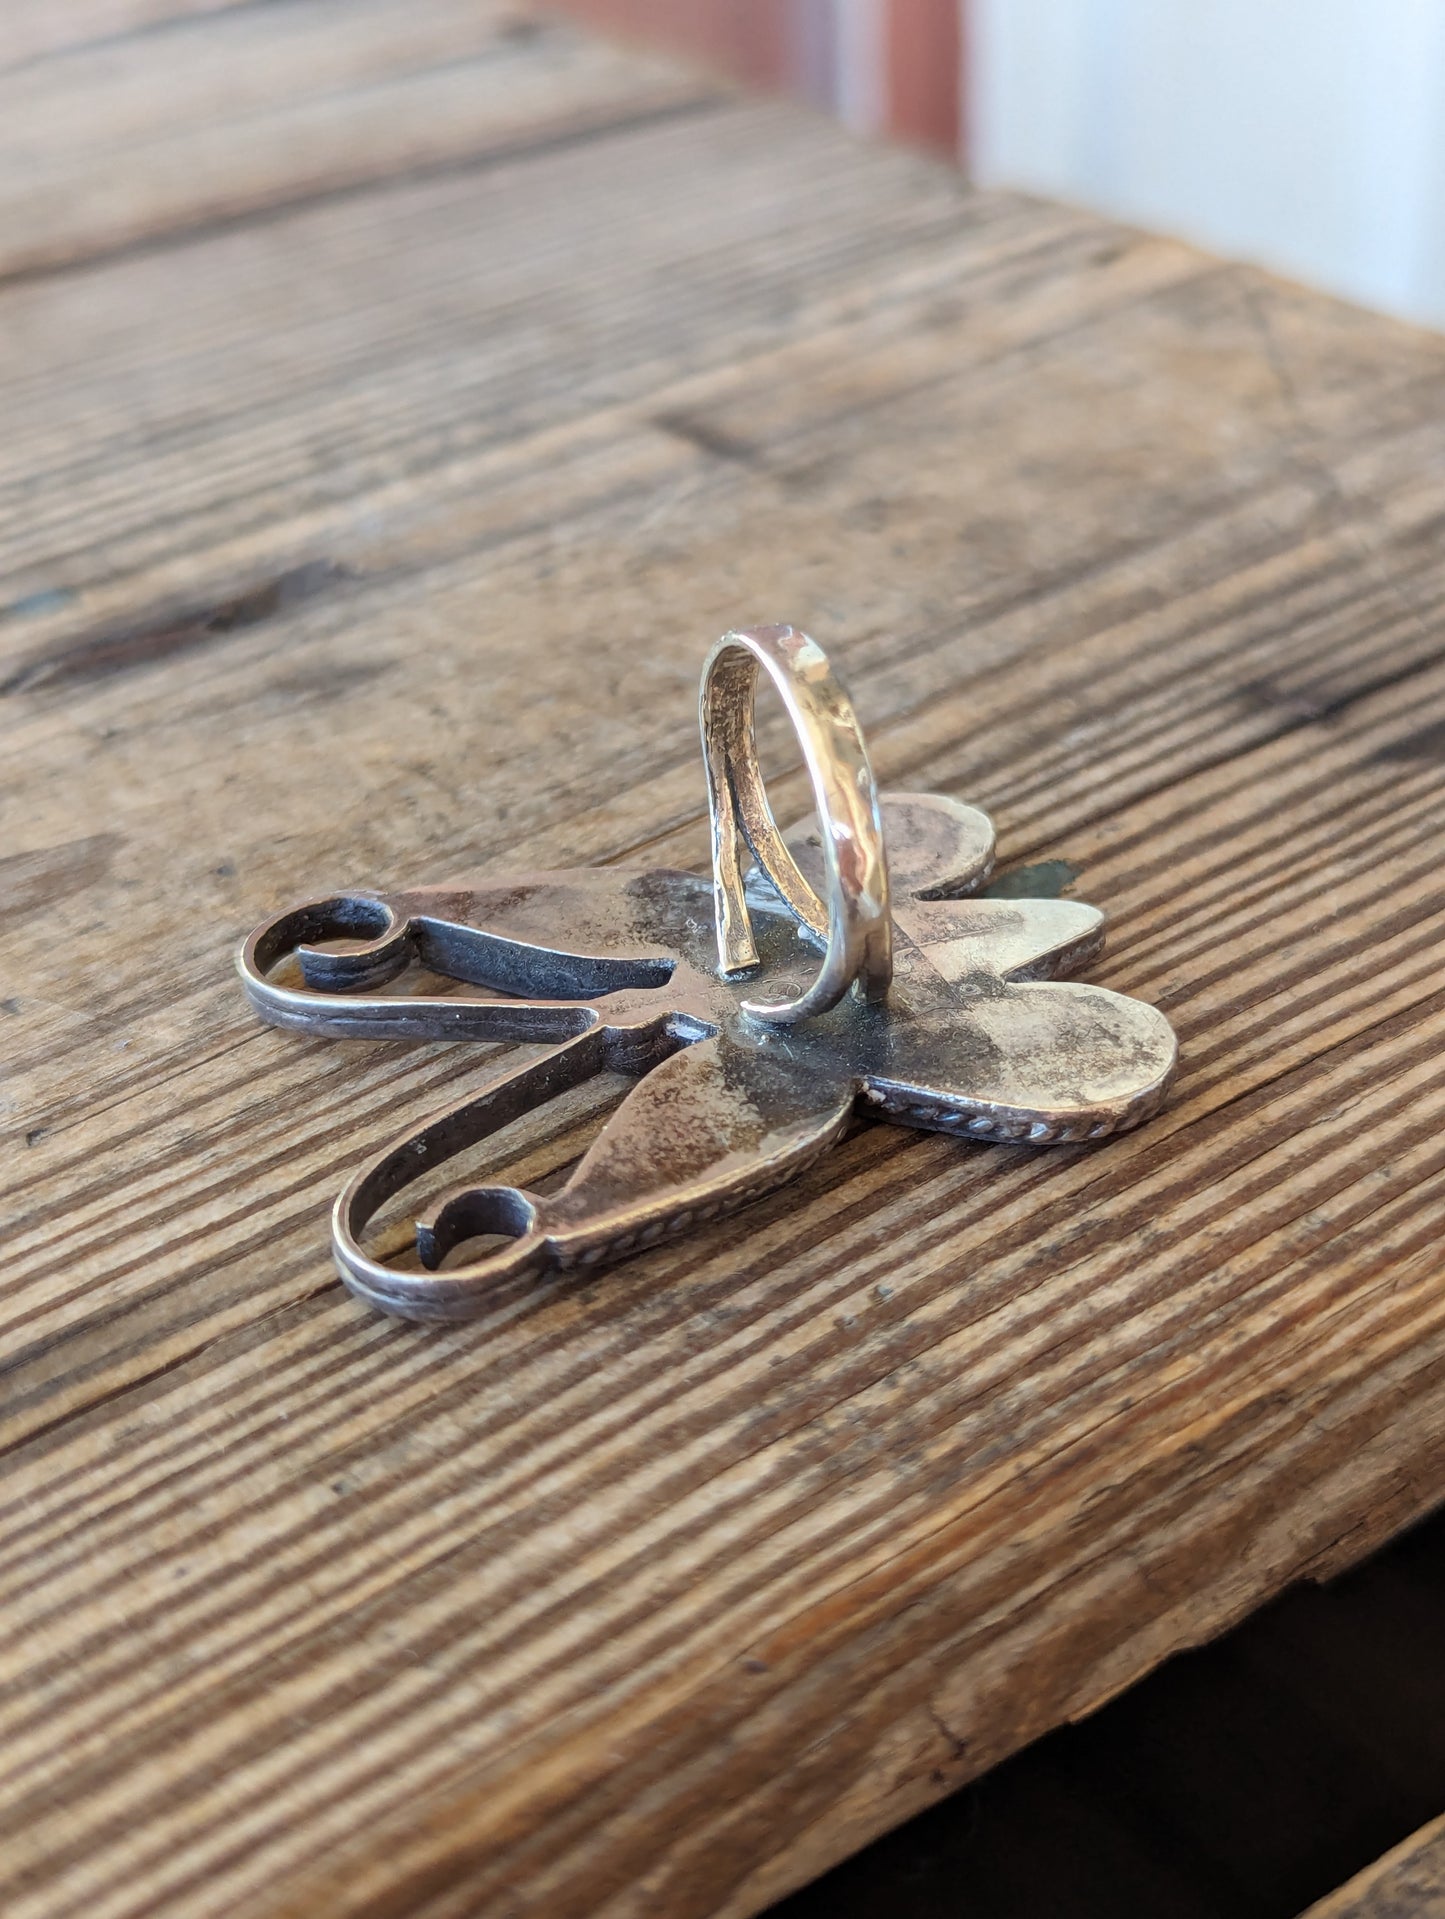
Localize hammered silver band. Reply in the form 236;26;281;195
699;624;892;1024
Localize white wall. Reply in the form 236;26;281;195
969;0;1445;329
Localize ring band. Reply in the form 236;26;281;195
699;624;892;1024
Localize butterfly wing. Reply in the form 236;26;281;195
537;1034;856;1264
238;865;714;1040
858;977;1177;1143
894;894;1105;983
846;799;1173;1139
340;1034;857;1319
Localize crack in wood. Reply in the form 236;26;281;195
0;560;344;694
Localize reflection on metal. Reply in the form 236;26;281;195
238;626;1177;1321
701;624;892;1021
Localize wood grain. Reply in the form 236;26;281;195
0;0;709;280
0;0;241;73
3;6;1445;1917
1305;1815;1445;1918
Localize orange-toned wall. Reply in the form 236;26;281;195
551;0;965;158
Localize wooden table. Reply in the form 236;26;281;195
1307;1817;1445;1919
4;6;1444;1916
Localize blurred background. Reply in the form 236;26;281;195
552;0;1445;330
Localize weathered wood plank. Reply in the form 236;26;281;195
0;0;241;73
0;0;709;280
3;9;1445;1918
1304;1815;1445;1918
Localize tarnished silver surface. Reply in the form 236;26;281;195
238;629;1178;1321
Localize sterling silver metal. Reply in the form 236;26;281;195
238;625;1178;1321
701;624;891;1022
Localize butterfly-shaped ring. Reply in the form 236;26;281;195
238;626;1177;1321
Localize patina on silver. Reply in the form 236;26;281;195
238;626;1178;1322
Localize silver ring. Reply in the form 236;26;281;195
699;624;892;1024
